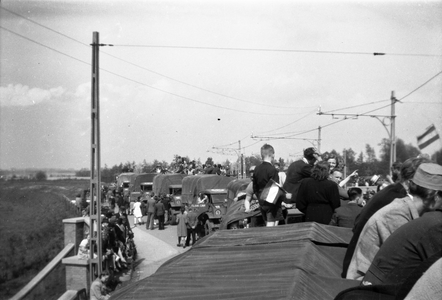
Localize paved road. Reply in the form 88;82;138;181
127;215;190;281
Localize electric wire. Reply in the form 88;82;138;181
320;99;390;114
111;44;441;57
0;7;313;110
398;71;442;101
1;26;300;116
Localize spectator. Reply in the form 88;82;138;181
145;195;156;230
329;187;364;228
184;207;198;248
244;166;258;212
329;168;350;201
346;163;442;280
326;154;339;174
297;161;340;224
154;197;166;230
341;156;431;278
176;206;187;247
132;197;143;227
253;144;286;227
161;195;171;225
90;272;110;300
283;147;320;204
362;208;442;287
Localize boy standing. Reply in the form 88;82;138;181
253;144;284;227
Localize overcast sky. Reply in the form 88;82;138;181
1;0;441;170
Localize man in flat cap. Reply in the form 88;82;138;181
347;163;442;280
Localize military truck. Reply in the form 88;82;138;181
129;173;158;202
116;172;136;194
152;173;189;224
181;175;235;234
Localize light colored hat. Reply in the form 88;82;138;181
412;163;442;190
370;175;380;185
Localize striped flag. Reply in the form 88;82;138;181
417;124;440;150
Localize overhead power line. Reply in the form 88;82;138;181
111;44;441;57
1;26;301;116
0;7;313;110
398;71;442;101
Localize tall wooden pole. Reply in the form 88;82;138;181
390;91;396;175
89;31;102;284
317;126;322;153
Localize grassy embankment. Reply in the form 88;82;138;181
0;180;89;300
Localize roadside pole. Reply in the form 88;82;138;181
89;31;103;284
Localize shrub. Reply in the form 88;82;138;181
35;171;47;181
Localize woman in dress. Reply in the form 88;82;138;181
297;161;340;224
133;197;143;226
176;206;187;247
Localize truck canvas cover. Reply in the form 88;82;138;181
117;173;135;188
181;175;235;204
226;178;251;202
110;222;360;300
152;173;188;195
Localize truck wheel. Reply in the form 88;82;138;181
228;221;239;230
170;214;177;225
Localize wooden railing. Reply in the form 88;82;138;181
10;243;75;300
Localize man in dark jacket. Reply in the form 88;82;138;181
185;207;198;248
283;147;320;204
154;197;166;230
341;156;430;278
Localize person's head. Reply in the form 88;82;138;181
249;165;256;177
409;163;442;212
304;147;321;164
311;161;330;181
327;155;339;172
274;162;281;171
137;196;141;202
260;144;275;160
400;156;432;184
391;161;402;182
330;169;343;184
99;271;110;282
348;187;364;205
180;205;185;213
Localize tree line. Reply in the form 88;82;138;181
75;137;441;183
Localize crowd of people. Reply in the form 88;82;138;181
249;143;442;299
83;144;441;299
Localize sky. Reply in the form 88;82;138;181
1;0;441;170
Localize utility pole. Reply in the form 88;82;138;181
317;126;322;153
89;31;103;284
239;140;244;179
390;91;396;176
317;91;398;174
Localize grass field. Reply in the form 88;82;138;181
0;179;89;300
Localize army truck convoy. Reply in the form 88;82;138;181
115;172;304;234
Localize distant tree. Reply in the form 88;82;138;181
365;144;377;163
35;171;47;181
431;148;442;165
75;168;90;177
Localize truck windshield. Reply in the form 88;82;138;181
211;194;226;204
170;188;182;195
141;184;153;192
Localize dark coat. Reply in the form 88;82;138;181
154;202;165;216
296;178;340;225
283;159;312;203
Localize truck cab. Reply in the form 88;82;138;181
191;188;229;234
